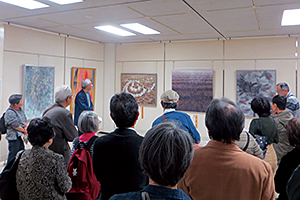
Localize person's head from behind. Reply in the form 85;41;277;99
205;98;245;144
9;94;23;107
287;118;300;149
81;79;93;92
27;117;55;147
251;97;271;117
160;90;179;109
110;92;139;128
55;85;72;105
78;111;102;133
276;82;290;96
272;95;287;114
140;122;194;187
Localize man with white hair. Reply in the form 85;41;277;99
44;85;77;165
74;79;94;127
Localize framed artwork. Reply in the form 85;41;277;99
70;67;96;114
24;65;55;119
236;70;276;117
121;73;157;106
172;69;213;113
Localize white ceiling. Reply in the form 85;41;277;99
0;0;300;44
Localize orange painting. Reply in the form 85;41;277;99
70;67;96;114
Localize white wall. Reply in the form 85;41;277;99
0;25;104;161
0;24;298;161
116;37;298;142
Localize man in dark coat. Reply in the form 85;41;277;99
93;92;148;200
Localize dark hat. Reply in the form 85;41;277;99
161;90;179;103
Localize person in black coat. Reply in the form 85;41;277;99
93;93;148;200
274;118;300;200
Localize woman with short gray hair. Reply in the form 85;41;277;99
71;111;101;156
4;94;27;164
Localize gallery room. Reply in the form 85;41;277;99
0;0;299;162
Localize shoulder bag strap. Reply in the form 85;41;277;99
42;104;60;116
242;131;250;151
141;191;150;200
161;114;167;122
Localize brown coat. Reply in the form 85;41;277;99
178;140;275;200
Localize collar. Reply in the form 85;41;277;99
205;140;242;152
143;185;190;199
79;132;95;142
164;108;176;114
10;105;20;110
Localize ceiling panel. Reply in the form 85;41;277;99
0;0;300;43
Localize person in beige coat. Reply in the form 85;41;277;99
178;98;275;200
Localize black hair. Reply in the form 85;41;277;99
250;97;271;117
205;98;245;144
140;122;194;186
162;102;177;109
272;95;287;110
110;92;138;128
287;118;300;149
8;94;22;106
27;117;55;147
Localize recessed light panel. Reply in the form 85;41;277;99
120;23;160;35
0;0;49;9
282;9;300;26
95;25;136;36
47;0;82;5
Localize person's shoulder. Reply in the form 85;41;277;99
110;191;140;200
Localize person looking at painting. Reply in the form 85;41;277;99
272;95;294;164
276;82;300;118
152;90;200;144
74;79;94;135
4;94;27;164
43;85;78;166
93;92;148;200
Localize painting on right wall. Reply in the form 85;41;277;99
172;69;213;113
236;70;276;117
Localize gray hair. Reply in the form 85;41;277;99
140;122;194;186
277;82;290;92
55;85;72;102
81;79;91;89
78;111;101;133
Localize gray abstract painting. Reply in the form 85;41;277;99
236;70;276;117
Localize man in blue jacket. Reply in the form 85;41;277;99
74;79;94;128
152;90;201;144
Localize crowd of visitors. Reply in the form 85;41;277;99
1;81;300;200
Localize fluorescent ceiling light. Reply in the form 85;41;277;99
47;0;82;5
95;25;136;36
0;0;49;9
120;23;160;35
281;8;300;26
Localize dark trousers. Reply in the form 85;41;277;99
7;137;24;164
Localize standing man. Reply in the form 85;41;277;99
178;98;275;200
152;90;200;144
93;93;148;200
74;79;94;127
272;95;294;164
44;85;78;165
276;82;300;117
